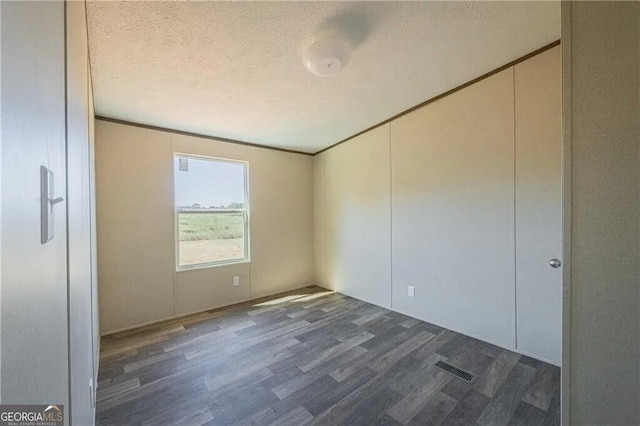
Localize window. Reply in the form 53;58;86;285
174;154;249;269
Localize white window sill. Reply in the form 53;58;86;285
176;259;250;273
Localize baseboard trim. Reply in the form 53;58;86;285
333;288;391;311
515;348;561;368
100;284;326;338
333;290;560;367
385;304;518;356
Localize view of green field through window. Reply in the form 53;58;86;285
174;155;248;267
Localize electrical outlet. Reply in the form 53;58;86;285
233;276;240;287
408;286;415;298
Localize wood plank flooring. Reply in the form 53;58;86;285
97;286;560;425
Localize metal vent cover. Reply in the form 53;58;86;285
435;360;475;382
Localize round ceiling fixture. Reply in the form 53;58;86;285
303;38;351;77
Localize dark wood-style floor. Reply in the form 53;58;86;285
97;286;560;426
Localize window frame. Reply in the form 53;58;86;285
173;153;250;271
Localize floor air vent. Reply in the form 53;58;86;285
435;360;475;382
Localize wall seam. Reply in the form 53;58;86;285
513;66;518;351
170;133;177;317
388;123;393;310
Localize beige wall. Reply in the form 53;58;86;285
314;47;562;357
391;68;516;349
514;47;562;365
564;2;639;424
96;123;175;333
313;153;326;289
314;125;391;308
96;120;314;333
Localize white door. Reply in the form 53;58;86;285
1;0;70;404
515;46;563;366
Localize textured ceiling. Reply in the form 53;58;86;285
87;1;560;153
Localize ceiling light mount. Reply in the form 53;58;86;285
303;38;351;77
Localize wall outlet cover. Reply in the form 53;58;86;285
233;276;240;286
408;286;415;298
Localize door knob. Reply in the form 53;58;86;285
549;258;562;268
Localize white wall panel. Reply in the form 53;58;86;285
1;0;69;413
67;0;97;422
515;46;562;365
390;69;516;349
320;125;392;308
